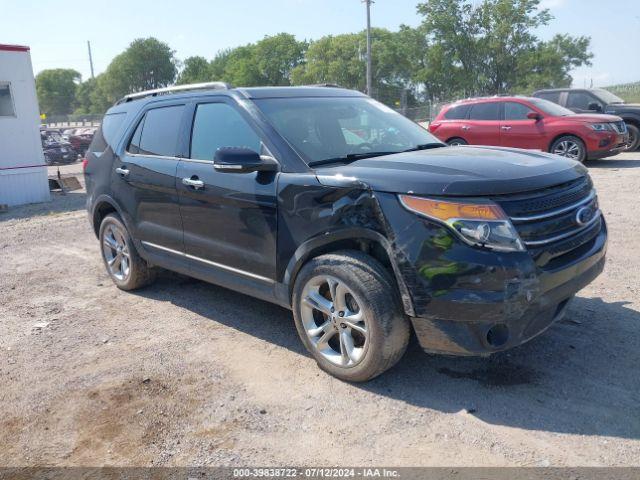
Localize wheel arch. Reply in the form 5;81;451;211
620;114;640;128
91;195;126;238
283;228;416;317
445;136;467;145
548;132;585;152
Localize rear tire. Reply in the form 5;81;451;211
447;137;468;146
99;213;157;291
625;124;639;152
550;135;587;163
292;250;410;382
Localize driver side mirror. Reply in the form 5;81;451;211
588;102;603;112
213;147;279;174
527;112;542;121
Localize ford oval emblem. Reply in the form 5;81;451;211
575;206;595;226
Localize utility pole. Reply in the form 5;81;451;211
363;0;373;97
87;41;95;79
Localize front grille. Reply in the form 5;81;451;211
492;177;602;262
612;121;627;134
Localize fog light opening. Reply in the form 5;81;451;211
486;324;509;348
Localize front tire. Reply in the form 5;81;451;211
447;137;468;146
625;124;639;152
99;213;157;291
292;251;410;382
550;135;587;163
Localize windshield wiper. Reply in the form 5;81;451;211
400;142;446;152
308;143;447;167
308;151;397;167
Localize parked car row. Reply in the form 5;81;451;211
40;129;78;165
429;94;630;163
40;126;97;165
533;88;640;152
61;127;97;155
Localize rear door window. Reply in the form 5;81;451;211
536;91;561;104
89;112;126;153
468;102;500;121
443;104;470;120
134;105;185;157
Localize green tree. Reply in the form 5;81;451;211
221;45;265;86
100;37;178;103
254;33;307;85
35;68;80;115
73;77;97;114
205;34;307;87
291;33;365;90
177;56;212;85
89;74;114;113
414;0;592;98
290;28;417;106
515;34;592;92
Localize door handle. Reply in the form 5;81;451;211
501;126;512;131
115;167;130;177
461;125;471;131
182;177;205;190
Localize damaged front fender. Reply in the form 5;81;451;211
275;173;415;315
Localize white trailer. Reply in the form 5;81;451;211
0;44;49;206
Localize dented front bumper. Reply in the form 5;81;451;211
376;192;607;356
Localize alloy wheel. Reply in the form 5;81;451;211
102;224;131;281
553;140;581;160
300;275;369;367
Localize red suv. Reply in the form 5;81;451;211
429;96;628;163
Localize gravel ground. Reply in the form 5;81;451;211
1;154;639;467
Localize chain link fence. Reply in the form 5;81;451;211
44;113;103;128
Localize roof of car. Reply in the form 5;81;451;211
237;86;366;99
534;88;600;93
107;84;365;115
448;95;533;106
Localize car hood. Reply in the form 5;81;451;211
314;146;587;196
563;113;622;122
606;103;640;113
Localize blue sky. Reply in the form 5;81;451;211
4;0;639;87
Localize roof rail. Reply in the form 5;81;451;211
115;81;232;105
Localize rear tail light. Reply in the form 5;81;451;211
429;122;440;132
81;158;89;171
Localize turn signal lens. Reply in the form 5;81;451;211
398;195;506;221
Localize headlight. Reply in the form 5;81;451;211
398;195;525;252
589;123;610;132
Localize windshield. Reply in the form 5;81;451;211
592;88;625;104
254;97;441;165
528;97;574;116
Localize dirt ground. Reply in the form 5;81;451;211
1;154;639;467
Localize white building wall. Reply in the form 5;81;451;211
0;46;50;206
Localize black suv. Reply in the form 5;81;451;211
85;84;607;381
533;88;640;151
